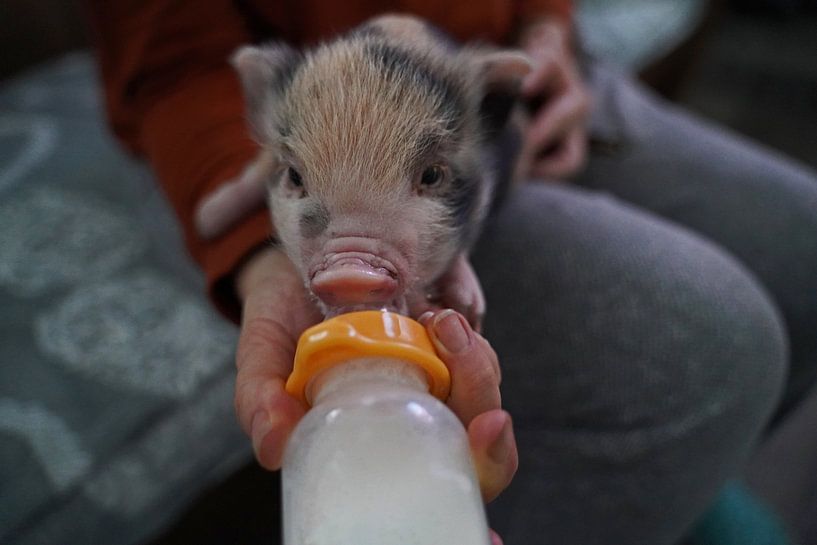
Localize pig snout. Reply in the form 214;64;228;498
310;252;400;308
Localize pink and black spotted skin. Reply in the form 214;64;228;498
230;14;531;324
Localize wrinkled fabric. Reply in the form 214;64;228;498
472;61;816;544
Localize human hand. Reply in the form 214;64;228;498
234;249;518;506
417;309;518;504
234;245;323;469
518;18;591;180
408;252;486;333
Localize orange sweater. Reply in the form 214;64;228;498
86;0;572;322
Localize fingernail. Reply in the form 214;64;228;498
433;310;470;354
418;311;434;325
251;410;273;457
487;414;513;465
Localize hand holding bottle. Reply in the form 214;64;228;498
234;246;518;503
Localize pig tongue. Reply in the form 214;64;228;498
311;257;398;308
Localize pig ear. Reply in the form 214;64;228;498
472;50;533;135
231;44;301;141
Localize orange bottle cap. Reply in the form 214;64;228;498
286;311;450;406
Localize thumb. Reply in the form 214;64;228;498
422;310;518;501
425;309;500;424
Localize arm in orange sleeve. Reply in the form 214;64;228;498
84;0;572;324
517;0;573;24
85;0;272;322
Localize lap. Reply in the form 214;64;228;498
474;183;785;428
467;58;816;544
472;183;787;544
575;60;817;411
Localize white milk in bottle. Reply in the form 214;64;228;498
282;311;490;545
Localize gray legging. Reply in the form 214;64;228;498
475;60;817;544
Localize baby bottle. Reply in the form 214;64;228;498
282;310;490;545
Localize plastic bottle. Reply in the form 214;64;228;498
282;310;490;545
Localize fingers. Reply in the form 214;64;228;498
234;249;322;470
528;127;588;180
420;310;517;501
469;410;519;503
523;83;589;155
423;310;501;423
518;27;591;181
235;314;306;469
521;60;590;178
521;53;563;98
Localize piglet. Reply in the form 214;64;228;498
197;15;531;328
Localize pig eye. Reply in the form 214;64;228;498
419;165;445;188
287;167;303;188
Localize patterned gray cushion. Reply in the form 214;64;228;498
0;53;252;545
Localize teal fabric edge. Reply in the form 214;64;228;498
687;481;795;545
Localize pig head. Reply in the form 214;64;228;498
228;15;531;324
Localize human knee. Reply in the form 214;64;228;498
473;185;789;434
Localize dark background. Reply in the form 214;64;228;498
1;1;814;169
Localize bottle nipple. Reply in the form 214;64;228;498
286;310;450;406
